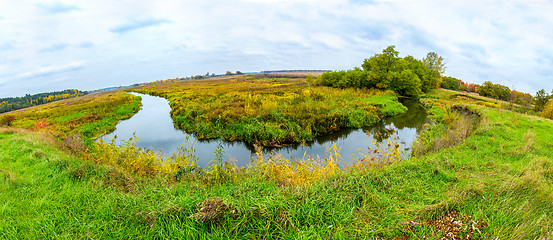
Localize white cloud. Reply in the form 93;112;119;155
0;0;552;97
18;61;85;79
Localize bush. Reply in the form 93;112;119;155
541;100;553;120
0;115;16;127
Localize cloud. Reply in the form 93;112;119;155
38;2;81;14
0;42;13;51
18;61;85;79
110;18;170;33
40;43;69;52
79;42;94;48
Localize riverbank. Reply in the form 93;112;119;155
1;88;552;238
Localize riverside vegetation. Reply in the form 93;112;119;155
132;77;405;146
2;54;553;238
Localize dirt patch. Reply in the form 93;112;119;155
404;211;488;239
191;197;237;222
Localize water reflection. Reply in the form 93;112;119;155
105;93;431;167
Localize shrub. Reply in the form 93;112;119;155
541;100;553;120
0;115;16;127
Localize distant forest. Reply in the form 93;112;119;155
0;89;87;114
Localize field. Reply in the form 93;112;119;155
1;76;552;239
2;91;141;139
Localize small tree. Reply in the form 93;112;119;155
0;115;16;127
305;74;315;86
541;100;553;120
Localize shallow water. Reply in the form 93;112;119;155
105;93;431;167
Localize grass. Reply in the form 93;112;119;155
131;76;406;146
1;78;552;238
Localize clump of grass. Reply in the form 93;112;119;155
245;144;341;186
1;169;19;187
403;211;488;239
191;197;237;223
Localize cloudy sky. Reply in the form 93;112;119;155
1;0;552;97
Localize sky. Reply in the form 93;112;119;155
1;0;552;98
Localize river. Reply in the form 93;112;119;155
104;93;431;167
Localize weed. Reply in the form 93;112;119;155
191;197;237;223
1;169;19;187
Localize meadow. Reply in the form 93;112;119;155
1;76;552;239
132;76;406;146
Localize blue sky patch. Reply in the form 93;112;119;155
110;18;170;34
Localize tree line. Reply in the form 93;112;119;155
0;89;87;114
440;75;553;119
309;46;445;97
441;76;536;106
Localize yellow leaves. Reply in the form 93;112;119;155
302;89;311;97
540;100;553;120
246;144;342;186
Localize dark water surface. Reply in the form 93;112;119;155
105;93;431;167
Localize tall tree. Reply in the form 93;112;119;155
361;46;400;89
423;52;445;88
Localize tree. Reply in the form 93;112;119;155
305;74;315;86
392;69;422;97
362;46;400;90
534;89;551;112
225;71;233;75
441;76;460;90
422;52;445;88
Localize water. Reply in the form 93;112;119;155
105;93;431;167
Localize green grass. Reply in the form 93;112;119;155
1;85;552;238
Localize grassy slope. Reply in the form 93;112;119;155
1;89;552;239
5;91;141;138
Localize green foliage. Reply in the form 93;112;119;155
478;81;511;101
422;52;445;88
305;73;315;85
317;46;444;98
534;89;551;112
440;76;460;90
